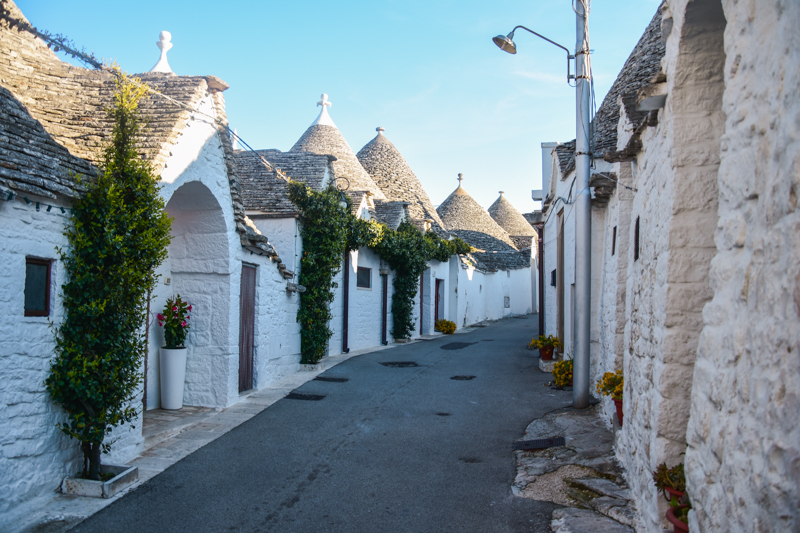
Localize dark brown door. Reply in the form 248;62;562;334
435;279;442;322
239;263;256;393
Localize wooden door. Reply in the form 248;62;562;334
239;263;256;393
434;279;442;322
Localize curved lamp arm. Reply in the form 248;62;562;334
493;25;574;82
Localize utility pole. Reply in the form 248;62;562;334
573;0;591;409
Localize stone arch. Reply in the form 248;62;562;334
165;180;233;407
658;0;727;467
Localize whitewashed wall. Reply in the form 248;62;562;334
683;1;800;531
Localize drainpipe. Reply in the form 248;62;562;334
419;271;424;336
573;0;592;409
536;224;545;336
342;252;350;354
380;268;389;345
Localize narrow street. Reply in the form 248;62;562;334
71;315;573;532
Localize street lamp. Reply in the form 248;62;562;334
492;26;574;83
493;1;593;410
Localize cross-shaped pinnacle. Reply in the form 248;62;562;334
376;127;385;134
317;94;332;108
458;173;464;185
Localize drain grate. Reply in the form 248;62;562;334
436;412;452;417
512;437;566;451
285;392;326;401
314;376;349;383
481;339;495;341
450;375;476;381
440;342;477;350
459;457;482;464
380;361;419;368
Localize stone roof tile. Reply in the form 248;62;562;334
556;5;665;175
356;129;445;232
290;120;386;200
488;192;537;237
436;176;517;252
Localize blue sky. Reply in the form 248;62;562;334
17;0;661;214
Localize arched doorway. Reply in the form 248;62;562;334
164;180;232;407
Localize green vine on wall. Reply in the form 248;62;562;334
288;181;471;362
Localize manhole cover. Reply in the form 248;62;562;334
450;375;476;381
459;457;482;464
440;342;477;350
314;376;349;383
436;412;451;416
512;437;566;451
285;392;326;401
380;361;419;368
481;339;495;341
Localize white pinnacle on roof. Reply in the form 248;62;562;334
149;31;173;73
311;94;337;127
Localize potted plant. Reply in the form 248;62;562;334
666;495;691;533
435;319;456;334
528;335;563;360
596;370;624;425
158;295;191;410
653;462;686;502
553;359;573;387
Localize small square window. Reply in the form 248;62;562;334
550;269;557;287
356;267;371;289
611;226;617;256
25;258;51;316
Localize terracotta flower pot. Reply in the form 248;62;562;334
613;398;624;426
666;506;689;533
539;346;554;360
664;486;685;502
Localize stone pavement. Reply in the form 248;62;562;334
513;404;640;532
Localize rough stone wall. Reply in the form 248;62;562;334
596;161;635;424
684;0;800;531
617;1;727;529
0;196;144;522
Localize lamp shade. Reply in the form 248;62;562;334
492;34;517;54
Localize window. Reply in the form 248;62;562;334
550;269;557;287
634;217;640;262
356;267;371;289
25;258;51;316
611;226;617;256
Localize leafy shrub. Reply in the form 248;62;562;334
435;319;456;334
46;67;171;480
553;359;573;387
596;370;624;400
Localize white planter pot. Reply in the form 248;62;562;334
159;347;187;410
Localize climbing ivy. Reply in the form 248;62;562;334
287;181;351;364
46;67;172;481
288;181;472;360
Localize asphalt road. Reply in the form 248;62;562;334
71;314;572;533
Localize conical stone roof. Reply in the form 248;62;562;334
357;128;445;231
488;192;537;236
289;94;385;199
437;175;517;252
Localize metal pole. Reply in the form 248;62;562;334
573;0;592;409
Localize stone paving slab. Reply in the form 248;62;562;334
512;404;641;532
551;508;634;533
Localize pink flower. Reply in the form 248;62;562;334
172;306;178;312
188;305;192;311
157;313;164;320
181;321;187;327
158;322;163;327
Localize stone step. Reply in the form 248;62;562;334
551;508;633;533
